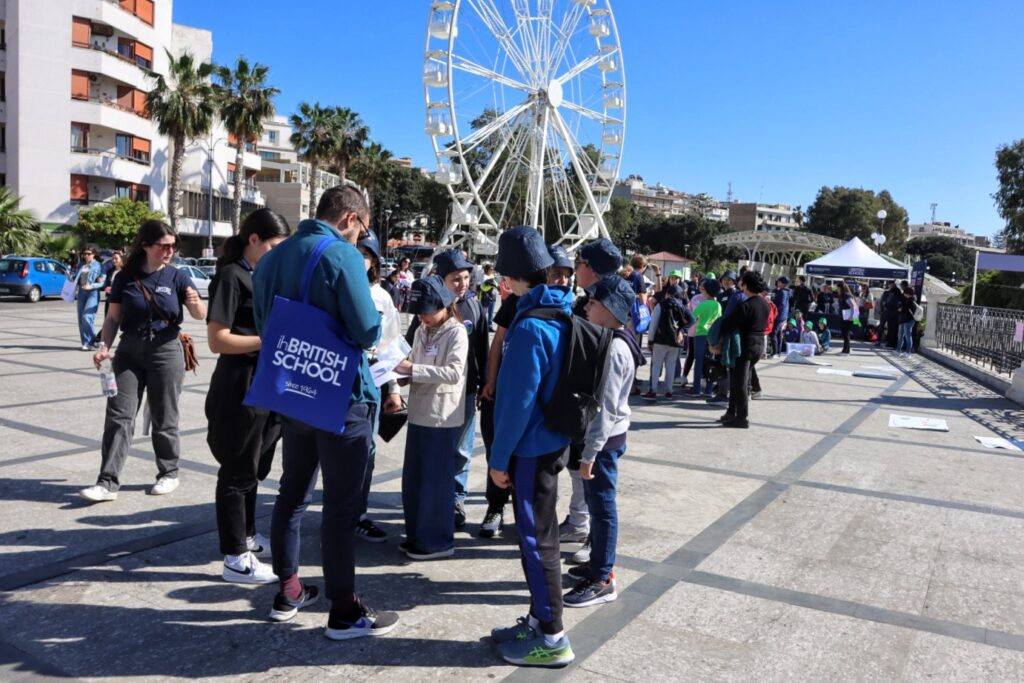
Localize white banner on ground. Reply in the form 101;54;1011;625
889;414;949;432
974;436;1024;452
817;368;854;376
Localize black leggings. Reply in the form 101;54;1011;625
479;398;511;512
841;320;853;353
682;336;696;380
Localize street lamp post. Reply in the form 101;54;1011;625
383;208;393;259
193;135;230;256
871;210;888;254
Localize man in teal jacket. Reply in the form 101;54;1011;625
488;226;575;668
252;185;398;641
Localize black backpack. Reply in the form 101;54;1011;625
518;307;613;442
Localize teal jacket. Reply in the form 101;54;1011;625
252;220;381;406
706;317;741;369
491;285;573;473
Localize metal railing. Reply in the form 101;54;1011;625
71;146;150;166
71;93;149;119
72;40;152;71
935;303;1024;377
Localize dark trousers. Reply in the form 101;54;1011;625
884;314;898;348
479;398;511;512
841;320;853;353
682;336;696;382
97;335;183;491
206;356;281;555
750;365;761;393
510;448;568;635
771;320;786;357
583;444;625;582
271;404;372;608
727;345;762;420
357;400;382;519
402;423;459;553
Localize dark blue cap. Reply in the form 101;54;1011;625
578;239;622;277
433;248;473;278
666;284;683;297
495;226;554;278
586;275;636;326
407;274;455;314
777;276;790;286
722;270;738;283
357;230;382;263
547;244;573;271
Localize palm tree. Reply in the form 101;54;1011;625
215;58;279;233
330;107;369;183
0;187;39;255
350;142;394;218
146;51;216;232
290;102;338;218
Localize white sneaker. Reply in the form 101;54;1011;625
222;552;277;584
150;477;179;495
79;485;117;502
247;533;272;559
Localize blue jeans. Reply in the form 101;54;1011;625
583;444;625;582
271;403;372;605
77;290;100;346
484;299;496;327
897;321;915;354
403;423;459;553
454;394;477;504
692;336;710;395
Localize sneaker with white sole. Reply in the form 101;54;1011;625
354;519;388;543
222;552;277;585
497;631;575;668
478;510;503;538
569;538;591;565
79;485;117;503
324;602;399;640
564;577;617;608
246;533;271;559
150;477;179;495
269;583;320;622
558;520;589;543
404;545;454;561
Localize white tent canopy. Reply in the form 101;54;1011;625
804;237;909;280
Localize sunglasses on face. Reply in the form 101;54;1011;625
149;242;177;252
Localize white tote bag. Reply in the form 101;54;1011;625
60;279;76;303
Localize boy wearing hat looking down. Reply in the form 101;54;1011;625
488;226;575;668
563;275;643;608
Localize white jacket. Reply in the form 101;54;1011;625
406;315;468;428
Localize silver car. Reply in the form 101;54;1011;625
177;265;211;299
197;257;218;277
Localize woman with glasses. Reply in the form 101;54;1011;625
80;220;206;503
74;244;106;350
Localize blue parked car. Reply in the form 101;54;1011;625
0;256;72;303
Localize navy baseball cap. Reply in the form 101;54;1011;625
407;275;455;314
665;284;684;297
547;244;573;271
578;239;622;277
433;249;473;278
496;226;554;278
586;275;636;326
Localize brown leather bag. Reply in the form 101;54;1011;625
136;278;200;373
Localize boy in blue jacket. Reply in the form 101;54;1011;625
488;226;574;668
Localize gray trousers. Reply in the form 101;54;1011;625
97;334;184;491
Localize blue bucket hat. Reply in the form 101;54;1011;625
495;226;554;278
433;249;473;278
356;230;382;263
407;275;455;314
547;244;573;271
587;275;636;326
578;239;623;277
721;270;738;283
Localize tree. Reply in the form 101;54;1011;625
994;139;1024;254
904;235;975;282
290;102;337;218
0;187;39;255
349;142;394;218
146;50;216;232
604;197;637;252
804;186;909;256
37;233;82;260
330;107;369;183
631;211;742;273
77;198;165;248
215;58;279;233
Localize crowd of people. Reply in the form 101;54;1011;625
67;185;927;667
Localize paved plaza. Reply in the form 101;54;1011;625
1;299;1024;681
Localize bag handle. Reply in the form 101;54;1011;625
136;277;173;326
299;236;338;304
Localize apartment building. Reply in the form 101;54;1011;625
907;221;990;248
4;0;261;253
727;202;799;232
612;176;729;223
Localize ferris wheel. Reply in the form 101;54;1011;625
424;0;626;255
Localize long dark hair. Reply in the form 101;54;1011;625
217;209;291;272
123;220;176;278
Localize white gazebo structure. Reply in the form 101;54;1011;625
804;237;910;280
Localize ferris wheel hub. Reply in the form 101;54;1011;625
545;80;564;108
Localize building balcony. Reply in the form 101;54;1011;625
71;41;152;91
70;147;154;185
69;96;156;139
71;0;157;42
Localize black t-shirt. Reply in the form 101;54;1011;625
110;266;195;340
207;262;257;358
493;293;521;329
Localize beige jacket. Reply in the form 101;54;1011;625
406;315;468;428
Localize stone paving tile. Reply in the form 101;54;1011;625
902;631;1024;681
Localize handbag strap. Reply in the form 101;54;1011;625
299;236;338;304
136;276;173;327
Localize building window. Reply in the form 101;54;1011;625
71;122;90;152
227;162;237;184
0;74;5;102
115;134;131;159
268;130;278;144
70;174;89;205
1;25;6;50
0;125;5;153
72;17;92;48
181;189;259;222
131;136;151;164
134;42;153;69
116;181;150;203
71;70;89;100
118;0;155;26
259;150;279;161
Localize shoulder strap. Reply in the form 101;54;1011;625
136;277;172;325
299;236;338;304
519;306;571;324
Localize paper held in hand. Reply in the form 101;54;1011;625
370;334;411;387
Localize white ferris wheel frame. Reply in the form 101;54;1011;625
423;0;627;254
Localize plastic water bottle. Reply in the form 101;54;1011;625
98;343;117;398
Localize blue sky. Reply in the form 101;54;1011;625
174;0;1023;237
